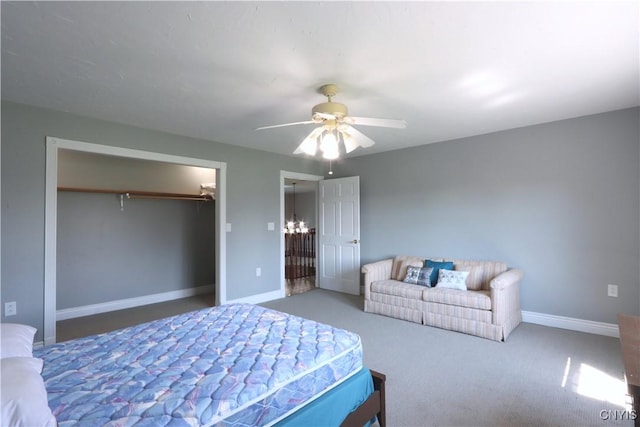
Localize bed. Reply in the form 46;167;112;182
31;303;386;426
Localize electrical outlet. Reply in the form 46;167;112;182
256;267;261;277
5;301;17;317
607;284;618;298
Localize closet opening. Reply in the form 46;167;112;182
44;137;227;345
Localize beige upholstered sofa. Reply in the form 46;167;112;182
362;256;523;341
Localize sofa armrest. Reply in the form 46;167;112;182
362;259;393;300
490;269;524;291
490;269;524;336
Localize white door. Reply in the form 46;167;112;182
318;176;360;295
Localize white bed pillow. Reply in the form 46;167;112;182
1;357;56;427
0;323;36;358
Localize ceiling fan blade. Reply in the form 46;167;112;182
256;120;316;130
340;125;375;148
293;126;324;155
346;116;407;129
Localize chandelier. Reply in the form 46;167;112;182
284;182;308;234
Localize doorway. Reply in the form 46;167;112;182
280;171;323;297
284;178;317;296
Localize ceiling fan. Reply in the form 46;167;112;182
257;84;407;159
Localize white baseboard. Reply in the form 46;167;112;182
226;289;284;305
522;311;619;338
56;285;214;321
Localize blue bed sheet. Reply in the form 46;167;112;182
273;366;375;427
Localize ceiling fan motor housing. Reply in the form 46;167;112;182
312;101;348;119
312;83;348;119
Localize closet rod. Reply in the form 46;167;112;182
126;194;211;202
57;187;213;201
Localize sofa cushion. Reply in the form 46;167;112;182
453;260;507;290
454;264;484;290
435;269;469;290
391;256;426;280
371;279;425;299
403;266;433;287
424;259;454;286
422;288;492;311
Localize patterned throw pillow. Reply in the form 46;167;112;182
397;260;424;281
424;259;455;286
435;269;470;291
403;266;434;287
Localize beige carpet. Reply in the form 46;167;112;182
286;276;316;296
56;289;633;426
56;293;214;342
262;290;633;427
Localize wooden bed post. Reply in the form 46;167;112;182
371;370;386;427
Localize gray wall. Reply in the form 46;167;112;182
57;192;215;309
1;101;324;340
335;108;640;323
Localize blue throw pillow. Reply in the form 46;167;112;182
424;259;455;286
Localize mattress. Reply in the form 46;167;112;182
34;303;363;426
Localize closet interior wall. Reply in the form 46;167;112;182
56;150;216;316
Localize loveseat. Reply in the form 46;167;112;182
362;256;523;341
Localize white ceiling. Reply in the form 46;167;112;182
2;1;638;158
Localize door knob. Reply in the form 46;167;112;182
350;239;359;244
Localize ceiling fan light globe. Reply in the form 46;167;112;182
322;150;339;160
320;131;337;151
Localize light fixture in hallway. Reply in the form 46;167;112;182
284;182;308;234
